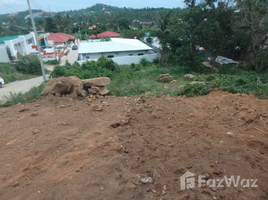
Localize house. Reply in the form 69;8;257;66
77;38;158;65
88;25;97;30
47;33;75;46
89;31;120;40
0;32;49;62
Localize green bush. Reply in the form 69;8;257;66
44;59;59;65
0;62;37;83
15;55;42;75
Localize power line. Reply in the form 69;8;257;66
29;0;43;11
0;1;19;12
32;0;44;10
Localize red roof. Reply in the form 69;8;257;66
47;33;75;43
97;31;120;38
89;34;97;39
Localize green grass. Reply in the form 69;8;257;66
0;82;46;107
0;63;38;84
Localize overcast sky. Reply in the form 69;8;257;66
0;0;185;15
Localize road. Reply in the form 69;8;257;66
0;76;46;100
0;45;79;100
60;47;79;66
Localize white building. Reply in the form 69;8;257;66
77;38;158;65
0;32;49;62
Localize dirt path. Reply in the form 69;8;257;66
0;91;267;199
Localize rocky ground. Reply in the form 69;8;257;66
0;91;268;200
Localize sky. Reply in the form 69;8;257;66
0;0;185;15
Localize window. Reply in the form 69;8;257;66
138;53;144;56
28;39;32;44
108;55;114;58
129;54;133;56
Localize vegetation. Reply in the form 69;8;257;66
50;57;268;99
0;63;37;84
0;82;46;108
14;55;43;75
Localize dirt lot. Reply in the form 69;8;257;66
0;91;268;200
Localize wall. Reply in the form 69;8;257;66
4;33;37;58
77;54;158;65
0;44;10;63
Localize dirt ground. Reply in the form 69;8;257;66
0;91;268;200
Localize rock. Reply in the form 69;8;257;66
88;88;97;95
31;112;38;117
69;92;78;99
83;77;110;87
163;185;167;191
80;89;89;98
141;177;153;184
178;85;185;92
159;74;173;83
18;108;30;113
12;182;19;187
42;76;83;96
92;86;100;92
34;104;41;107
98;86;109;95
184;74;196;80
190;81;205;85
227;132;234;136
90;104;103;111
111;122;120;128
32;130;40;135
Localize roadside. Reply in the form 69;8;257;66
0;76;47;99
60;44;79;66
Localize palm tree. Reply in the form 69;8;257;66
156;10;172;63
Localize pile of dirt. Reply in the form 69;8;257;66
0;91;268;200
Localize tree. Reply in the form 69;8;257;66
156;10;172;63
235;0;268;71
54;13;63;32
44;17;57;32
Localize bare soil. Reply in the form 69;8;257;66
0;91;268;200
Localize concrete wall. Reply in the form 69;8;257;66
4;32;37;58
77;54;158;65
0;44;10;63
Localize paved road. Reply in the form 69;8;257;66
0;76;46;100
60;48;79;66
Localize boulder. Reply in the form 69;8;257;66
80;89;89;98
183;74;196;80
83;77;110;88
159;74;173;83
42;76;83;96
98;86;109;95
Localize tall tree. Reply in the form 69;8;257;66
235;0;268;71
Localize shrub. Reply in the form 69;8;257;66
15;55;42;75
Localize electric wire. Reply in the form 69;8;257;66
0;1;18;12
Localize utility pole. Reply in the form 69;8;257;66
26;0;46;81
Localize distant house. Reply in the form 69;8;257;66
0;32;49;62
88;25;97;30
47;33;75;46
139;21;154;28
89;31;120;40
77;38;158;65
